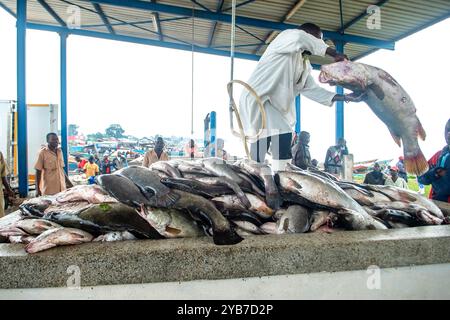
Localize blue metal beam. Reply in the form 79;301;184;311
341;0;390;32
295;95;301;134
60;33;69;173
83;0;395;49
335;41;344;142
17;0;28;197
93;3;115;34
207;0;224;47
150;1;163;41
190;0;212;12
0;1;16;17
37;0;67;27
27;23;261;61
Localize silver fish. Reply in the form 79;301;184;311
149;161;182;178
237;159;281;210
56;185;117;204
171;190;243;245
277;205;311;234
364;185;444;219
16;219;62;235
276;171;387;230
93;231;137;242
115;166;180;207
212;193;274;219
139;207;204;238
25;227;93;253
319;61;428;175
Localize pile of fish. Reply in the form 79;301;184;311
0;159;447;253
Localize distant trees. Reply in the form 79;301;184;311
105;124;125;139
87;132;105;141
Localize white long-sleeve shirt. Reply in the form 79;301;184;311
239;29;336;141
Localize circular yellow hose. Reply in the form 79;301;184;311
227;80;267;159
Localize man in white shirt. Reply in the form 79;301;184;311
239;23;365;171
385;166;409;189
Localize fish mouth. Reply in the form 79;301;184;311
318;70;335;84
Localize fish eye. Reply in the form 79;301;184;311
401;97;407;103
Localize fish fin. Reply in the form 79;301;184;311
165;226;182;236
212;228;243;245
368;83;385;100
404;150;429;176
155;190;181;208
417;120;426;141
388;129;402;147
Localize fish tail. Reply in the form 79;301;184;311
212;228;243;245
403;146;429;176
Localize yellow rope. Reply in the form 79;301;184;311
227;80;267;159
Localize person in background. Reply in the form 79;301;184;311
396;156;408;182
324;138;348;175
185;139;198;160
0;151;14;218
384;166;408;189
418;118;450;203
94;154;101;168
291;131;311;170
363;162;386;185
216;139;228;160
75;156;87;173
311;159;319;168
83;156;99;184
143;137;169;168
239;22;365;171
100;154;117;174
35;133;73;196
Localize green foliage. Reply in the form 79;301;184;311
105;124;125;138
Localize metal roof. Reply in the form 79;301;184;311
1;0;450;63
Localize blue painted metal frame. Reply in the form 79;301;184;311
17;0;28;197
0;1;15;17
341;0;390;31
27;22;261;61
60;32;69;173
210;111;216;157
190;0;212;13
150;0;163;41
295;95;301;134
207;0;224;47
93;3;115;34
335;41;344;142
82;0;395;49
37;0;66;27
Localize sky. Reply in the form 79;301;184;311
0;8;449;163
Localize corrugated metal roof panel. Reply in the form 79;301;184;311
2;0;449;61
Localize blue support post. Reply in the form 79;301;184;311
17;0;28;197
335;41;344;142
295;95;301;134
60;32;69;173
210;111;216;157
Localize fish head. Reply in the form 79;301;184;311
319;61;370;92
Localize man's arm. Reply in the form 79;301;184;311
325;47;348;62
1;177;13;197
418;167;446;185
35;169;42;196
